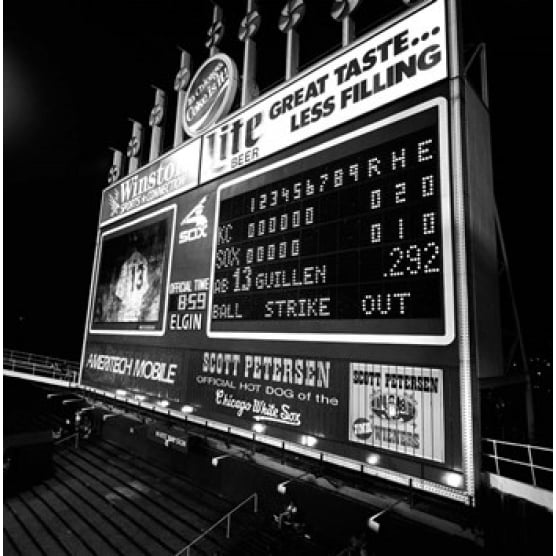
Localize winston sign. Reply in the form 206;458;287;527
100;139;201;225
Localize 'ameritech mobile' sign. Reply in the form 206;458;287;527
200;0;447;182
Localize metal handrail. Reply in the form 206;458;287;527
483;438;552;452
3;349;79;383
54;432;80;448
175;492;258;556
482;438;553;488
4;348;80;368
483;454;552;472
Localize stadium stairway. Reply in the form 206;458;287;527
4;435;327;555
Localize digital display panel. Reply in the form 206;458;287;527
208;101;453;343
91;207;175;334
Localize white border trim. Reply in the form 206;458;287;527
447;0;475;503
89;205;176;337
207;98;455;345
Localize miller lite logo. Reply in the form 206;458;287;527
179;196;209;244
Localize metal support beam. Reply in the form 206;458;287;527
285;30;300;80
173;49;191;147
148;86;166;161
464;43;489;108
208;4;224;57
127;119;143;173
494;206;535;442
342;17;355;46
239;0;260;106
108;148;123;184
279;0;306;81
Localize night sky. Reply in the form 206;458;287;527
4;0;552;361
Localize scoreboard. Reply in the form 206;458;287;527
209;102;454;343
80;0;497;506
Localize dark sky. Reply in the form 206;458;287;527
4;0;552;361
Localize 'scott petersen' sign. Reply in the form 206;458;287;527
201;0;447;182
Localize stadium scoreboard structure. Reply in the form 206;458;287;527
81;0;500;504
208;102;453;343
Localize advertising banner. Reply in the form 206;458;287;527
100;138;201;226
200;0;447;182
186;349;346;438
349;362;444;461
82;343;186;401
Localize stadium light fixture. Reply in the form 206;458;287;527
300;435;317;447
102;413;121;422
367;499;404;533
212;454;232;467
181;405;194;414
366;453;379;465
46;392;69;399
276;471;313;495
443;472;463;489
62;398;84;405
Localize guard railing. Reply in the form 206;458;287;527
482;438;552;490
3;349;79;384
175;492;258;556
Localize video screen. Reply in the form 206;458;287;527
92;215;170;332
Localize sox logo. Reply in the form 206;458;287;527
179;196;209;244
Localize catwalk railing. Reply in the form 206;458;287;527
174;492;258;556
3;349;79;384
482;438;553;490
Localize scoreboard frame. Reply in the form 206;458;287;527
207;97;455;345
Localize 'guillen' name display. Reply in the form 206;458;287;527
208;101;453;344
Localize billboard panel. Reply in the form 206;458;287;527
100;139;200;226
349;363;444;461
186;349;346;438
200;0;447;182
